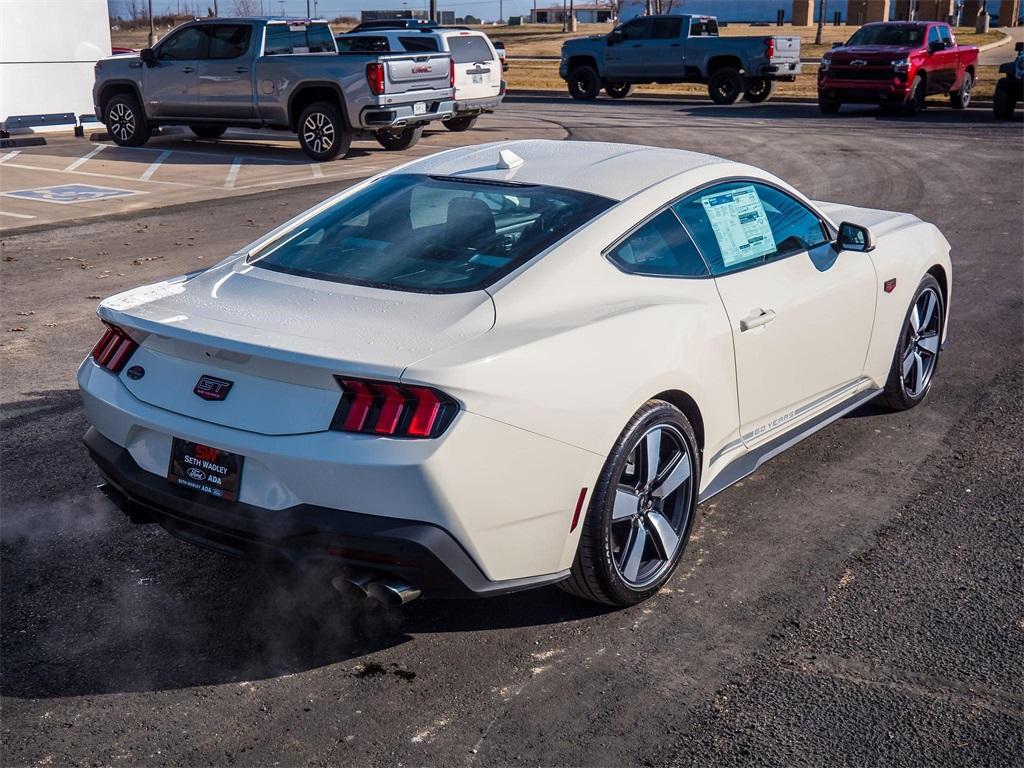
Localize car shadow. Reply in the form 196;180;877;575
0;391;614;700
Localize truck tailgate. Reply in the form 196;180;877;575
770;36;801;63
384;52;452;95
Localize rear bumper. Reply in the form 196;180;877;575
359;98;456;128
86;427;568;598
759;61;802;78
451;95;503;115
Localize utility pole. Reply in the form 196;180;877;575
814;0;825;45
306;0;311;16
562;0;567;31
148;0;155;46
429;0;437;22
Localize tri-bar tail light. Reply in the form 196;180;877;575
91;323;138;372
330;376;458;438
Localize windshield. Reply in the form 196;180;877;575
250;174;614;293
845;24;924;47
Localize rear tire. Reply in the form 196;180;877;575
902;75;926;116
742;77;775;103
567;65;600;100
105;93;151;147
818;97;842;114
950;71;972;109
708;67;743;104
882;274;944;411
443;115;478;132
189;125;226;139
297;101;350;161
375;124;424;151
560;400;701;607
605;82;635;99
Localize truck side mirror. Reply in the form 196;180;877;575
835;221;875;253
1015;41;1023;53
927;39;944;53
831;42;843;49
608;30;623;45
140;47;156;66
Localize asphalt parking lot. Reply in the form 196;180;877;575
2;98;1022;766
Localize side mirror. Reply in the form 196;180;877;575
832;42;843;49
927;39;944;53
608;30;623;45
1015;41;1023;53
835;221;875;253
140;47;156;66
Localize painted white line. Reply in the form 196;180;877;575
0;210;36;219
0;151;22;164
63;144;106;172
224;157;242;189
0;161;196;188
140;150;172;181
311;163;324;179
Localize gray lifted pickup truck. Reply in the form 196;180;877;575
93;17;456;160
560;14;801;104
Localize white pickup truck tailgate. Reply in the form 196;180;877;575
770;36;801;63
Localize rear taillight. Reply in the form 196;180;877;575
449;57;456;89
366;62;385;95
765;37;775;59
91;323;138;373
330;376;458;439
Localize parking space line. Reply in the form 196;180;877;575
63;144;106;172
0;151;21;164
224;157;242;189
0;210;35;219
140;150;173;181
311;163;323;179
0;160;197;188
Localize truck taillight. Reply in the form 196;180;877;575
765;37;775;59
366;62;385;95
449;57;456;89
91;322;138;373
330;377;458;439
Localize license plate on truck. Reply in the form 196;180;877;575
168;438;244;501
413;102;426;115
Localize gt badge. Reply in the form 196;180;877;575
194;375;233;401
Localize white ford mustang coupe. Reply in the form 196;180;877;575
79;140;951;606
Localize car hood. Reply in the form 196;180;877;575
829;45;916;62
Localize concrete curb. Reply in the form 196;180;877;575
506;88;996;107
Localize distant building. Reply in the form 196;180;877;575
618;0;850;24
530;4;616;23
360;9;430;22
439;10;456;24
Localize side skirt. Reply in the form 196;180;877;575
698;388;882;503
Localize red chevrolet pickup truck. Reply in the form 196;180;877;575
818;21;978;115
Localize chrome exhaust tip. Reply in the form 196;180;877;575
331;573;421;605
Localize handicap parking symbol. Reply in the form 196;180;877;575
2;184;142;205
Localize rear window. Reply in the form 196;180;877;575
399;35;440;52
447;35;493;64
264;23;336;55
689;18;719;36
336;35;389;52
846;24;925;47
250;174;613;294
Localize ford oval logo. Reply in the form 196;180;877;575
187;468;207;481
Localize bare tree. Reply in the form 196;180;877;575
647;0;676;14
123;0;145;21
232;0;261;13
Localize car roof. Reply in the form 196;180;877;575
399;140;731;201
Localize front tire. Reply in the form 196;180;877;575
605;82;635;99
443;115;478;132
742;77;775;103
297;101;351;161
818;97;842;114
375;124;424;151
882;275;944;411
560;401;701;607
105;94;151;147
567;65;600;100
950;71;972;109
992;79;1017;119
708;67;743;105
190;125;226;139
902;75;926;116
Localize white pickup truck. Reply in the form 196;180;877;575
93;17;456;159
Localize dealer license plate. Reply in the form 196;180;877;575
168;438;244;501
413;102;426;115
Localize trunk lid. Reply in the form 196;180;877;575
99;260;494;435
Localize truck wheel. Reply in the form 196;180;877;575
568;66;600;100
605;82;634;99
376;124;424;151
105;93;151;147
708;68;743;105
742;77;775;103
950;71;972;110
902;75;926;116
992;80;1017;119
818;97;841;114
443;115;478;132
189;126;226;140
297;101;351;161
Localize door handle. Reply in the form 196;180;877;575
234;66;249;73
670;43;681;47
632;43;642;47
739;308;777;332
182;66;195;73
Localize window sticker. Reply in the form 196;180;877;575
700;185;776;266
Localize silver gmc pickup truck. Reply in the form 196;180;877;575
560;14;801;105
92;17;456;159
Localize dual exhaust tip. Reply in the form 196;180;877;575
332;572;422;606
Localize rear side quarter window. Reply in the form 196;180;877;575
606;210;709;278
447;35;494;64
399;36;440;52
